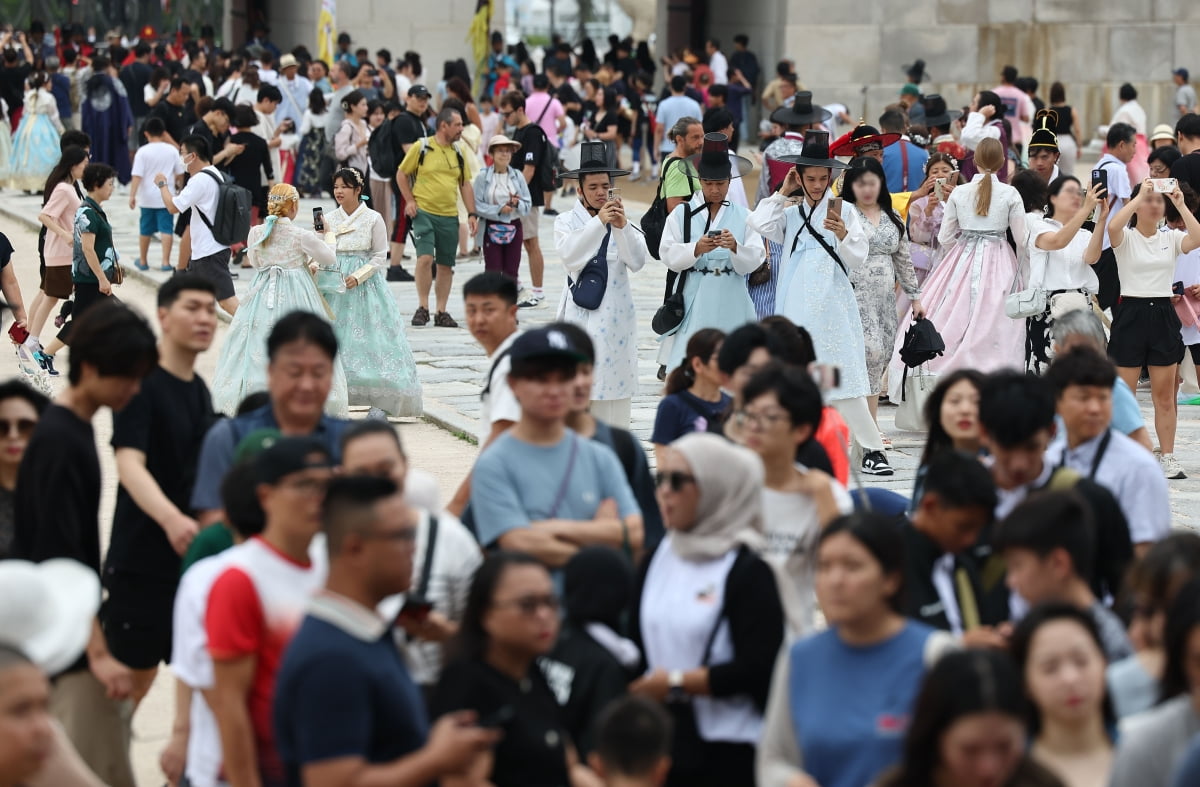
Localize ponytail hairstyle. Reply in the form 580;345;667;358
665;328;726;395
972;138;1005;217
42;145;90;205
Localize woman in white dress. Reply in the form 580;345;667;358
554;140;649;429
210;183;349;415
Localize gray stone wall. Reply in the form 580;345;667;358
691;0;1200;141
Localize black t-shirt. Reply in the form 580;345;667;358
1172;152;1200;197
120;61;154;116
186;119;227;163
0;231;13;269
392;110;429;153
512;122;547;206
148;99;196;145
225;131;274;192
552;83;584;125
105;367;215;580
542;624;633;758
432;660;571;787
13;405;102;572
0;63;32;112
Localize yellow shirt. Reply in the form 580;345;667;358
399;138;465;218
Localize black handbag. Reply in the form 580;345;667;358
569;226;612;310
651;201;705;335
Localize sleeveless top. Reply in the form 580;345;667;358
1051;105;1074;137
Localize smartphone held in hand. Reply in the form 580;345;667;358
1152;178;1178;193
828;197;842;218
312;207;325;232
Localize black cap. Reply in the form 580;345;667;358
408;84;431;99
253;437;332;485
509;326;588;363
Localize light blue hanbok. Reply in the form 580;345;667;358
658;193;763;369
323;203;423;416
210;216;350;416
8;89;62;191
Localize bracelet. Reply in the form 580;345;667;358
468;212;479;219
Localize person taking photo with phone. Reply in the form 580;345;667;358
748;129;892;476
1107;178;1200;480
657;133;761;370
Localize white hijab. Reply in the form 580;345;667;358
667;432;765;562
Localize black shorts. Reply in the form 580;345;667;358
1109;297;1186;368
100;571;178;670
185;248;235;301
1190;344;1200;365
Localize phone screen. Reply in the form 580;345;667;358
828;197;842;218
312;207;325;232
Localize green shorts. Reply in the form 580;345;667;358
412;210;460;267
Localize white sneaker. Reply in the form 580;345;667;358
1162;453;1187;480
518;292;544;309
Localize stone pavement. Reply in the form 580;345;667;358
2;176;1198;532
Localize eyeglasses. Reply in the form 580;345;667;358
0;418;36;438
655;471;696;492
733;409;789;430
494;594;560;616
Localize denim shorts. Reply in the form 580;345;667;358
139;207;174;236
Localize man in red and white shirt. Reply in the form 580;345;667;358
205;437;334;787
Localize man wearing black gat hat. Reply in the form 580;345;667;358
748;130;895;476
657;133;762;369
552;140;650;429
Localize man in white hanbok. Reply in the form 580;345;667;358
554;140;649;429
748;130;894;476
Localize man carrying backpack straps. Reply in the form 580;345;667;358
500;90;552;308
397;105;478;328
382;84;432;282
157;135;241;314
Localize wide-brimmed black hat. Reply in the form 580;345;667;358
903;59;929;85
1028;109;1060;153
688;133;753;180
830;124;902;157
779;129;849;170
922;94;962;128
559;140;631;179
770;91;833;127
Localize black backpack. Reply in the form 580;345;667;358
640;157;697;260
368;116;399;179
530;124;560;193
197;169;252;247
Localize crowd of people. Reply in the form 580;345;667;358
0;16;1198;787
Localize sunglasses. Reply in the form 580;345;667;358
655;471;696;492
495;594;560;616
0;418;36;438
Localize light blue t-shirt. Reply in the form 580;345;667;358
1111;377;1144;436
471;430;641;549
655;94;703;152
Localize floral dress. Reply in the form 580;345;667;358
554;201;649;402
851;207;921;394
210;218;349;416
324;204;423;416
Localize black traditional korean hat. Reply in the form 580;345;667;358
688;133;753;180
769;91;833;127
1028;109;1060;153
558;140;631;179
779;129;849;170
922;94;962;128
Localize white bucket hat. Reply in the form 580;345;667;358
0;559;100;674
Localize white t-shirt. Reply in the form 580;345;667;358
759;478;854;637
1112;226;1185;298
378;509;484;686
1028;218;1100;293
171;553;232;787
131;141;184;209
173;165;225;259
478;331;522;444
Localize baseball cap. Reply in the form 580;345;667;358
235;428;281;462
1175;68;1190;81
253;437;332;485
900;83;921;97
408;84;431;99
509;326;588;363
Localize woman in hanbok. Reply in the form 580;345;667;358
658;133;762;369
322;167;423;416
210;183;349;416
748;129;893;476
554;140;649;430
841;156;923;445
888;137;1027;398
0;98;12;185
8;72;64;191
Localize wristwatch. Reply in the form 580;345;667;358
155;180;167;188
468;212;479;219
666;670;687;704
